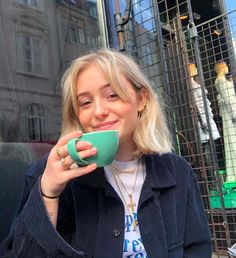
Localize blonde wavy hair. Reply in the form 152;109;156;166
61;48;172;155
215;61;229;75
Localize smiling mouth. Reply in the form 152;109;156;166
94;121;118;130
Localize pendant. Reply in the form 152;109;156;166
133;219;139;231
127;194;136;213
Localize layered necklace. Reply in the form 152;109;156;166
109;160;140;231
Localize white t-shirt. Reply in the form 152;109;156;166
105;159;148;258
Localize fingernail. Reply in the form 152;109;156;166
90;163;97;169
91;147;97;153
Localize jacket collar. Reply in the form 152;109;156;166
75;153;176;189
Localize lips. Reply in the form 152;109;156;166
94;121;118;131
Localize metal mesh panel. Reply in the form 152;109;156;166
192;10;236;255
119;0;236;256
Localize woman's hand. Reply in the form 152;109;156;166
41;131;97;198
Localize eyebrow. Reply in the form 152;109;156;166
76;83;111;98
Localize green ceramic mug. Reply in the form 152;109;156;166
67;130;119;167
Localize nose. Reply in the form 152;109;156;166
94;100;109;119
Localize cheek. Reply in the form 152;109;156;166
123;105;139;122
77;110;90;128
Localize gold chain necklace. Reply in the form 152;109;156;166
110;163;137;174
110;161;140;230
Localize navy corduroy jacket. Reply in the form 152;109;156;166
0;153;212;258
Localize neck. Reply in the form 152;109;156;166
115;138;138;161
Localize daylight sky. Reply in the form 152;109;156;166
225;0;236;12
224;0;236;57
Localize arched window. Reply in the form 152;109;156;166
21;104;47;141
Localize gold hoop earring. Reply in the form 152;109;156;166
138;109;144;119
138;105;145;119
138;111;142;119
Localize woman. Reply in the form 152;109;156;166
215;61;236;182
1;49;212;257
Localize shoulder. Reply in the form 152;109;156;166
160;153;196;186
147;152;190;168
144;152;194;188
152;152;193;174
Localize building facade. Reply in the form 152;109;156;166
0;0;107;143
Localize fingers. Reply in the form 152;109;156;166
52;131;83;160
42;130;98;197
59;157;70;168
59;146;97;169
57;131;83;146
55;140;93;160
42;151;97;197
63;163;97;182
53;130;97;170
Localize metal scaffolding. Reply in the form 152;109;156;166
118;0;236;255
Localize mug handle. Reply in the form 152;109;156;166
67;138;89;166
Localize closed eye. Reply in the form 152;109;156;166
78;98;93;107
80;101;92;106
107;93;118;100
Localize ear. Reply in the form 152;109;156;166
138;88;148;111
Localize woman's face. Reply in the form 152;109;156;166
76;65;146;147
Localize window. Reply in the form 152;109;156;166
16;32;43;74
22;104;46;141
28;115;45;141
69;17;85;44
89;5;97;19
17;0;40;8
87;35;98;48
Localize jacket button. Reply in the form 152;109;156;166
113;229;121;237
